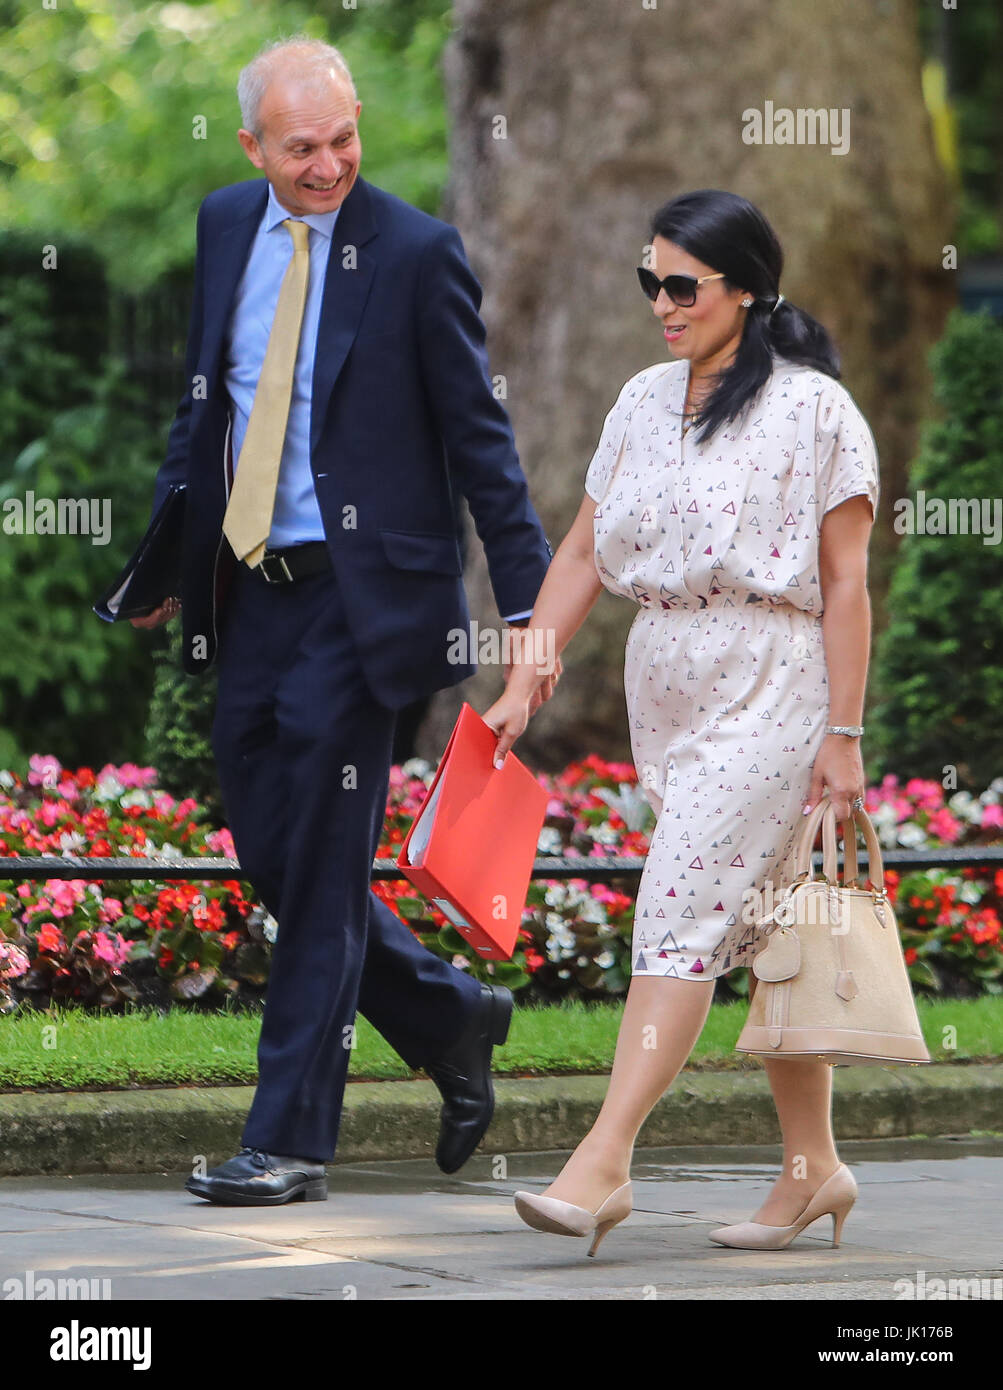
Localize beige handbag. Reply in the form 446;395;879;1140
735;796;931;1066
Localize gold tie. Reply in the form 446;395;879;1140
222;218;311;567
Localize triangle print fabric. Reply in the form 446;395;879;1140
584;357;879;978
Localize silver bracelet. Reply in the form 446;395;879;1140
825;724;864;738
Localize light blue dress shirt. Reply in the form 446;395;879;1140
223;182;338;548
223;181;534;621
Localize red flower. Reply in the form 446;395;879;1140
904;948;918;965
37;923;66;955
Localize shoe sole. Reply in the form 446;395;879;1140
513;1194;583;1238
185;1178;328;1206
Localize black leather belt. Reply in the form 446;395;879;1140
252;541;332;584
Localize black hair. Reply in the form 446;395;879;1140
648;189;840;443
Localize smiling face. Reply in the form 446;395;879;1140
649;235;750;376
238;71;362;218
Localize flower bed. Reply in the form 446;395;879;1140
1;756;1001;1012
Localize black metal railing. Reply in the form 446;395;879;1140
2;847;1002;883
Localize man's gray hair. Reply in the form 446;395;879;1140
238;35;357;137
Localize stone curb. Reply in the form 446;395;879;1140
1;1063;1000;1176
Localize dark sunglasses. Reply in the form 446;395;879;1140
636;266;727;307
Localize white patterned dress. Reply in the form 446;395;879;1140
584;356;880;979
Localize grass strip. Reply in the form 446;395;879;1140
0;996;999;1091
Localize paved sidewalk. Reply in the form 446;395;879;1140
1;1137;1000;1300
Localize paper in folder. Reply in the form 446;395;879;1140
397;701;549;960
93;483;186;623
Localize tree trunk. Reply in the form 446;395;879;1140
423;0;954;769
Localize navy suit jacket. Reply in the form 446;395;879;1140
151;174;553;710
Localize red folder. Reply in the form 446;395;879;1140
397;702;549;960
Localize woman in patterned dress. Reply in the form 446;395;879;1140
483;190;878;1255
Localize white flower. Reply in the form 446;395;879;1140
947;791;980;823
148;842;183;862
537;826;562;854
95;773;124;802
897;822;928;849
557;969;571;979
578;898;607;924
597;923;615;938
120;790;152;811
588;824;620;846
959;880;983;905
59;832;87;855
545;920;578;960
596;949;616;970
0;770;14;791
401;757;433;781
262;913;279;944
870;802;900;847
451;954;470;970
576;955;589;967
544;884;567;907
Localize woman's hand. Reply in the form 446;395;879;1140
503;627;563;710
481;687;536;769
803;734;865;823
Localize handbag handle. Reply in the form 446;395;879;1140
790;795;834;880
819;801;887;895
847;802;887;894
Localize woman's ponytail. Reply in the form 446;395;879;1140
765;297;840;380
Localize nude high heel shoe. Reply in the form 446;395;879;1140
514;1180;633;1258
708;1163;858;1250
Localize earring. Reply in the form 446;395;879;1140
741;297;753;308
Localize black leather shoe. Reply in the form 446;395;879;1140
426;983;513;1175
185;1147;328;1205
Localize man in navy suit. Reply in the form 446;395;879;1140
132;36;558;1204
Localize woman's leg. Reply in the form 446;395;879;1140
542;975;715;1212
747;972;842;1224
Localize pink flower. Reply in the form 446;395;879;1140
28;755;62;788
92;931;130;968
98;898;124;924
0;942;30;980
926;809;962;844
206;827;236;858
982;804;1003;830
44;880;86;918
95;761;157;790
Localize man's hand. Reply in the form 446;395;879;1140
129;597;181;631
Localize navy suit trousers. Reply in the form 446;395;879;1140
210;560;483;1161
